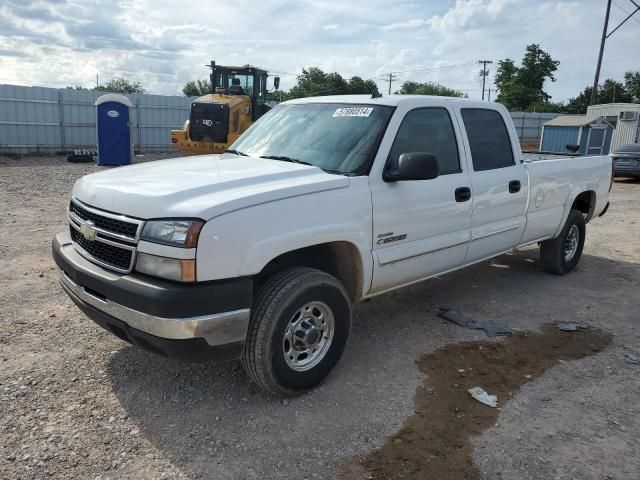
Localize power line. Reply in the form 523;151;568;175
613;0;640;23
478;60;493;101
375;63;474;80
386;62;476;75
591;0;639;105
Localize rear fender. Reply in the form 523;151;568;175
553;186;597;238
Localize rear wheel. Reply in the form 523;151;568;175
540;209;586;275
242;267;351;397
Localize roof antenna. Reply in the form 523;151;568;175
371;86;382;98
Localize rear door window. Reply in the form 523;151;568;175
461;109;515;171
387;107;461;175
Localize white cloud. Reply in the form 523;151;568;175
0;0;637;101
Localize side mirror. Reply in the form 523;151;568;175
566;144;579;153
384;153;439;182
274;76;280;90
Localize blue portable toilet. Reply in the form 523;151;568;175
95;94;134;166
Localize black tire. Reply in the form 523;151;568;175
540;209;586;275
241;267;351;397
66;154;94;163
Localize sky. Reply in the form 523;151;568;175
0;0;638;102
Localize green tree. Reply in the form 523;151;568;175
285;67;378;99
397;80;464;97
624;71;640;102
565;79;633;113
494;44;559;111
182;79;213;97
346;76;379;95
526;101;567;113
94;77;145;94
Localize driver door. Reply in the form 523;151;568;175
369;106;472;294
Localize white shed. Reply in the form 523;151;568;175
587;103;640;152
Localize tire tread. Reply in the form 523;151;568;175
540;209;585;275
242;267;348;396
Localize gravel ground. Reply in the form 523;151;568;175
1;155;639;479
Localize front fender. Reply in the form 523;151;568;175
196;178;374;293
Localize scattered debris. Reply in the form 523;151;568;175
468;387;498;408
66;149;97;164
438;308;513;337
557;322;579;331
624;353;640;365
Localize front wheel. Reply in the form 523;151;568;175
540;209;586;275
241;267;351;397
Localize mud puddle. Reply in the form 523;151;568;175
339;324;612;480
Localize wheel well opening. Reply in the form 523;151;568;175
572;191;596;222
254;242;363;302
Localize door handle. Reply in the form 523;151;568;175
455;187;471;202
509;180;521;193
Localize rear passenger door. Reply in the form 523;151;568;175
458;108;528;262
370;106;472;294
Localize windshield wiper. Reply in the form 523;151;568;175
259;155;313;166
260;155;349;176
223;149;248;156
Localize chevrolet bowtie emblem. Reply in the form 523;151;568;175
80;221;97;241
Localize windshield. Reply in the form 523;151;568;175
230;103;394;175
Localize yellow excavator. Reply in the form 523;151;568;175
171;61;280;155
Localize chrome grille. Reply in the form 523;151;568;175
70;227;134;271
68;198;143;273
70;201;138;239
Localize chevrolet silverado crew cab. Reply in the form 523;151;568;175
53;95;612;397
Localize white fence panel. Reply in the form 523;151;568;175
1;85;561;155
509;111;559;143
0;84;197;154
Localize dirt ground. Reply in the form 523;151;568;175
339;325;613;480
1;155;639;480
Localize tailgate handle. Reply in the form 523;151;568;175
509;180;521;193
455;187;471;202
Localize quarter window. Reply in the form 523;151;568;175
461;109;515;171
387;108;461;175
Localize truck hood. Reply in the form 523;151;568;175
72;154;350;220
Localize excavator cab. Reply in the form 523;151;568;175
171;61;278;155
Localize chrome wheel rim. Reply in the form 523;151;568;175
283;301;335;372
564;224;580;261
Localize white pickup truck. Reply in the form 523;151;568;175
53;95;612;396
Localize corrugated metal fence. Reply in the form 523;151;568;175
1;84;559;155
509;111;558;143
0;84;197;154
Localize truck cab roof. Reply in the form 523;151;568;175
284;94;498;110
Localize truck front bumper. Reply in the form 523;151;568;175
52;231;252;362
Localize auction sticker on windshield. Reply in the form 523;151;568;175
332;107;374;118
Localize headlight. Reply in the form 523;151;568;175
141;219;204;248
136;252;196;282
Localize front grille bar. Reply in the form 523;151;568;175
69;198;144;241
68;198;143;273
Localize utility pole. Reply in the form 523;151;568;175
386;73;397;95
488;88;491;102
591;0;612;105
590;0;639;105
478;60;493;101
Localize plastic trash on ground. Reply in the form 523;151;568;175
468;386;498;408
557;322;579;331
